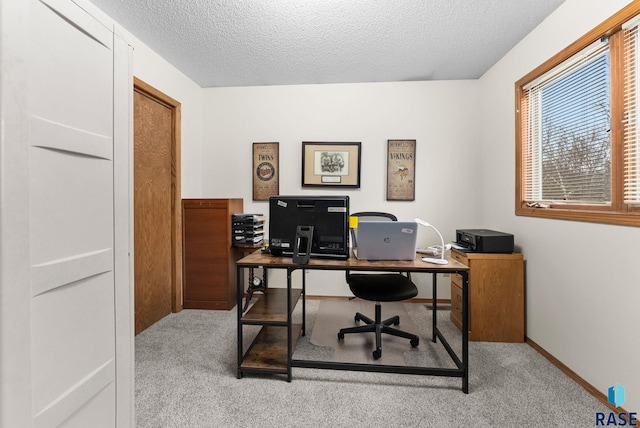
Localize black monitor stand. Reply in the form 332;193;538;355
292;225;314;264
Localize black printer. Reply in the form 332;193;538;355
455;229;514;253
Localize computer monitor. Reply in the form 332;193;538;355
268;195;350;259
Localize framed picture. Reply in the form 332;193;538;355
302;142;361;188
252;142;279;201
386;139;416;201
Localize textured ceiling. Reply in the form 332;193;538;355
88;0;566;88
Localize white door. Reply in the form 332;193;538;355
0;0;133;426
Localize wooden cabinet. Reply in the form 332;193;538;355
182;198;243;310
450;249;524;342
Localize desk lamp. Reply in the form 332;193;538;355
414;218;448;265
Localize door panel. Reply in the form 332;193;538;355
30;0;113;137
27;0;116;425
55;383;115;428
134;90;173;334
1;0;133;425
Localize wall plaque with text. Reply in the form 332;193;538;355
253;142;279;201
386;139;416;201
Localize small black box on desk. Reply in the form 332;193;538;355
455;229;514;253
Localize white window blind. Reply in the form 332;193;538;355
521;39;611;203
623;21;640;204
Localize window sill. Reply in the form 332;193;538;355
516;205;640;227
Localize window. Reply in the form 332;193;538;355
516;3;640;226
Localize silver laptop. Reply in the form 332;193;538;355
353;221;418;260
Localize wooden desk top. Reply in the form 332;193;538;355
237;249;469;273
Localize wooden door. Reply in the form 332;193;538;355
0;0;133;425
133;81;182;334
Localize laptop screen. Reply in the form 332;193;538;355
354;221;418;260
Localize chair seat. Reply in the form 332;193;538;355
348;273;418;302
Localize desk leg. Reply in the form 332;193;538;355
286;268;293;382
461;270;469;393
432;273;438;343
301;269;306;336
236;265;243;379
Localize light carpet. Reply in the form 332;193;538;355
135;298;610;427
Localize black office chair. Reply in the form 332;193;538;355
337;212;419;359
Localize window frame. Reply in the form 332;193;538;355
515;2;640;227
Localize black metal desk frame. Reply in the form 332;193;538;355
236;252;470;393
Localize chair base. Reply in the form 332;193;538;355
337;302;419;359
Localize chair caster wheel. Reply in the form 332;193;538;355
410;338;419;347
373;349;382;359
338;332;344;340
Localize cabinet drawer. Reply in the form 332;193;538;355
451;250;468;266
450;282;462;320
451;250;468;288
450;282;463;330
451;273;463;287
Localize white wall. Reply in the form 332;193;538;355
479;0;640;411
202;81;481;296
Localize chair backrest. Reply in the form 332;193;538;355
350;211;397;250
351;211;398;222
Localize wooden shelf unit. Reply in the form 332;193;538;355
240;326;302;373
450;249;524;342
240;287;302;374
